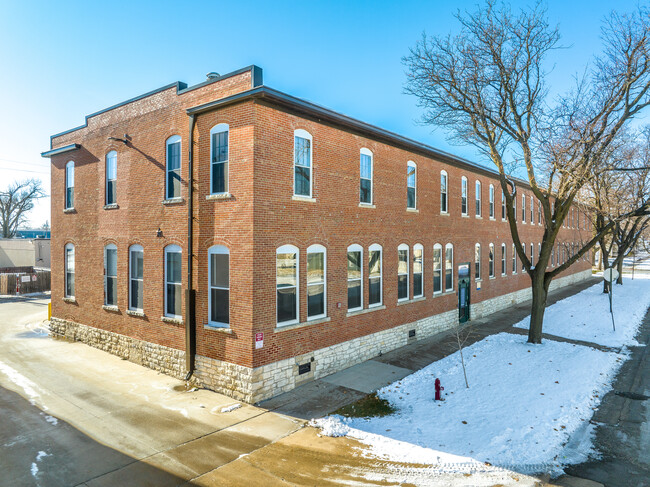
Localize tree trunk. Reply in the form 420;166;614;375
602;248;610;293
616;256;624;285
527;272;550;344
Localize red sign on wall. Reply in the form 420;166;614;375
255;332;264;349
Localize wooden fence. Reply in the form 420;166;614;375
0;269;51;295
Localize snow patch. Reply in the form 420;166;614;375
0;360;46;409
220;403;242;413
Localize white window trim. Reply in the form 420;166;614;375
440;170;448;214
210;123;229;195
489;184;495;219
512;243;517;274
64;243;75;298
461;176;468;216
530;195;534;223
522;194;526;223
306;244;327;321
397;243;410;302
360;148;373;205
368;243;383;307
407;161;417;209
164;245;182;319
165;135;182;200
433;243;443;295
502;190;506;221
277;244;299;326
489;243;495;278
208;245;230;328
501;243;507;276
445;243;454;291
413;243;424;298
293;129;313;198
65;161;74;209
475;180;481;217
129;245;144;312
475;243;481;281
347;244;363;312
106;151;117;205
104;244;117;306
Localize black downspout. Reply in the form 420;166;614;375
185;114;196;380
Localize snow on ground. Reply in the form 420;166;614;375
313;333;626;476
514;275;650;347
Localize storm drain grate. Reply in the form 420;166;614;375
614;390;650;400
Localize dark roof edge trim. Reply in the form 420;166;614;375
48;65;263;145
41;143;81;158
187;86;526;185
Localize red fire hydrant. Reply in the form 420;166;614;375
435;378;444;401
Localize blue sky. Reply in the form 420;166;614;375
0;0;642;227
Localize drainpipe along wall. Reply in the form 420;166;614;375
185;114;197;379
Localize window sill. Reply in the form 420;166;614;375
397;296;426;306
440;211;450;216
475;216;483;219
275;316;331;332
489;276;496;280
489;217;496;221
346;305;386;317
126;309;145;318
163;198;185;205
461;214;469;218
359;203;375;208
433;290;454;298
204;324;232;333
206;193;233;201
103;203;119;210
292;195;316;202
102;305;119;312
63;208;76;214
406;208;419;213
63;297;76;303
162;316;183;325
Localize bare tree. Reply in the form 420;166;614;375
404;1;650;343
0;179;45;238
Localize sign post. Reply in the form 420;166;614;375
603;268;619;332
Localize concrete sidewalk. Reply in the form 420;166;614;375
260;276;601;419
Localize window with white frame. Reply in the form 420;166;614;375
475;180;481;217
360;149;373;204
489;243;495;278
433;244;442;294
513;194;517;221
474;243;481;280
521;242;526;267
501;244;506;275
538;200;542;225
106;151;117;205
210;123;229;194
307;244;326;320
522;194;526;222
164;245;182;318
368;244;382;306
129;245;144;311
440;171;448;213
407;161;417;209
538;243;542;265
461;176;468;215
104;244;117;306
209;245;230;327
445;244;454;291
398;244;409;301
551;245;555;266
65;243;75;298
489;184;494;218
294;129;312;197
502;190;506;220
166;135;182;199
530;195;534;223
512;243;517;273
277;245;298;325
413;244;423;298
347;244;363;311
530;243;534;267
65;161;74;209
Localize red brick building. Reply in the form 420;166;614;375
42;66;591;403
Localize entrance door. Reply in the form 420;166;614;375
458;262;471;323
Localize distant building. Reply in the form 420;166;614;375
0;238;50;269
42;66;591;403
15;229;51;239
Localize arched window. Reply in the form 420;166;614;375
407;161;417;209
164;245;182;318
106;151;117;205
398;243;409;301
538;200;542;225
489;184;495;219
440;171;448;213
64;243;75;298
530;243;534;267
489;243;495;278
368;244;382;307
433;243;443;294
413;244;424;298
104;244;117;306
522;194;526;222
129;245;144;311
359;148;373;204
347;244;363;311
65;161;74;209
294;129;312;197
166;135;182;200
307;244;326;320
513;193;517;221
210;123;229;195
209;245;230;327
530;195;534;223
501;244;506;276
277;245;299;325
475;181;481;217
512;243;517;273
445;244;454;291
461;176;468;216
474;243;481;280
502;190;506;220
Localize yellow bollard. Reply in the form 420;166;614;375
48;302;51;320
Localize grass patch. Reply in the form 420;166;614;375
333;392;397;418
